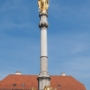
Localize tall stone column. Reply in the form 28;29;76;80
37;0;51;90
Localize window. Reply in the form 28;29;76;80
13;84;16;86
22;84;25;86
58;84;61;87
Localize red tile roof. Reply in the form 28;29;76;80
0;74;86;90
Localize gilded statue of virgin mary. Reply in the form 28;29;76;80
38;0;49;13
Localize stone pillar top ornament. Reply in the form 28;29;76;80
38;0;49;14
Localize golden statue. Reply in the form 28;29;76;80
44;86;47;90
38;0;49;14
44;86;52;90
31;87;36;90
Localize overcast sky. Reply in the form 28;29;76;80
0;0;90;90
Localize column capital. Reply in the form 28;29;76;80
39;22;48;28
39;13;48;17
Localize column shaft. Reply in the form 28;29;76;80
38;14;50;90
41;27;47;56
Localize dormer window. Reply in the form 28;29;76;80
13;84;16;86
22;84;25;86
58;84;61;87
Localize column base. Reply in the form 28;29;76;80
37;76;51;90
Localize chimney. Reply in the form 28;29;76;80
15;71;22;75
61;72;66;76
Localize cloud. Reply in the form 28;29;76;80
49;32;90;57
62;57;90;71
48;32;90;82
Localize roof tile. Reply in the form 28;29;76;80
0;74;86;90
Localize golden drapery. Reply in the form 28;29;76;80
38;0;49;13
